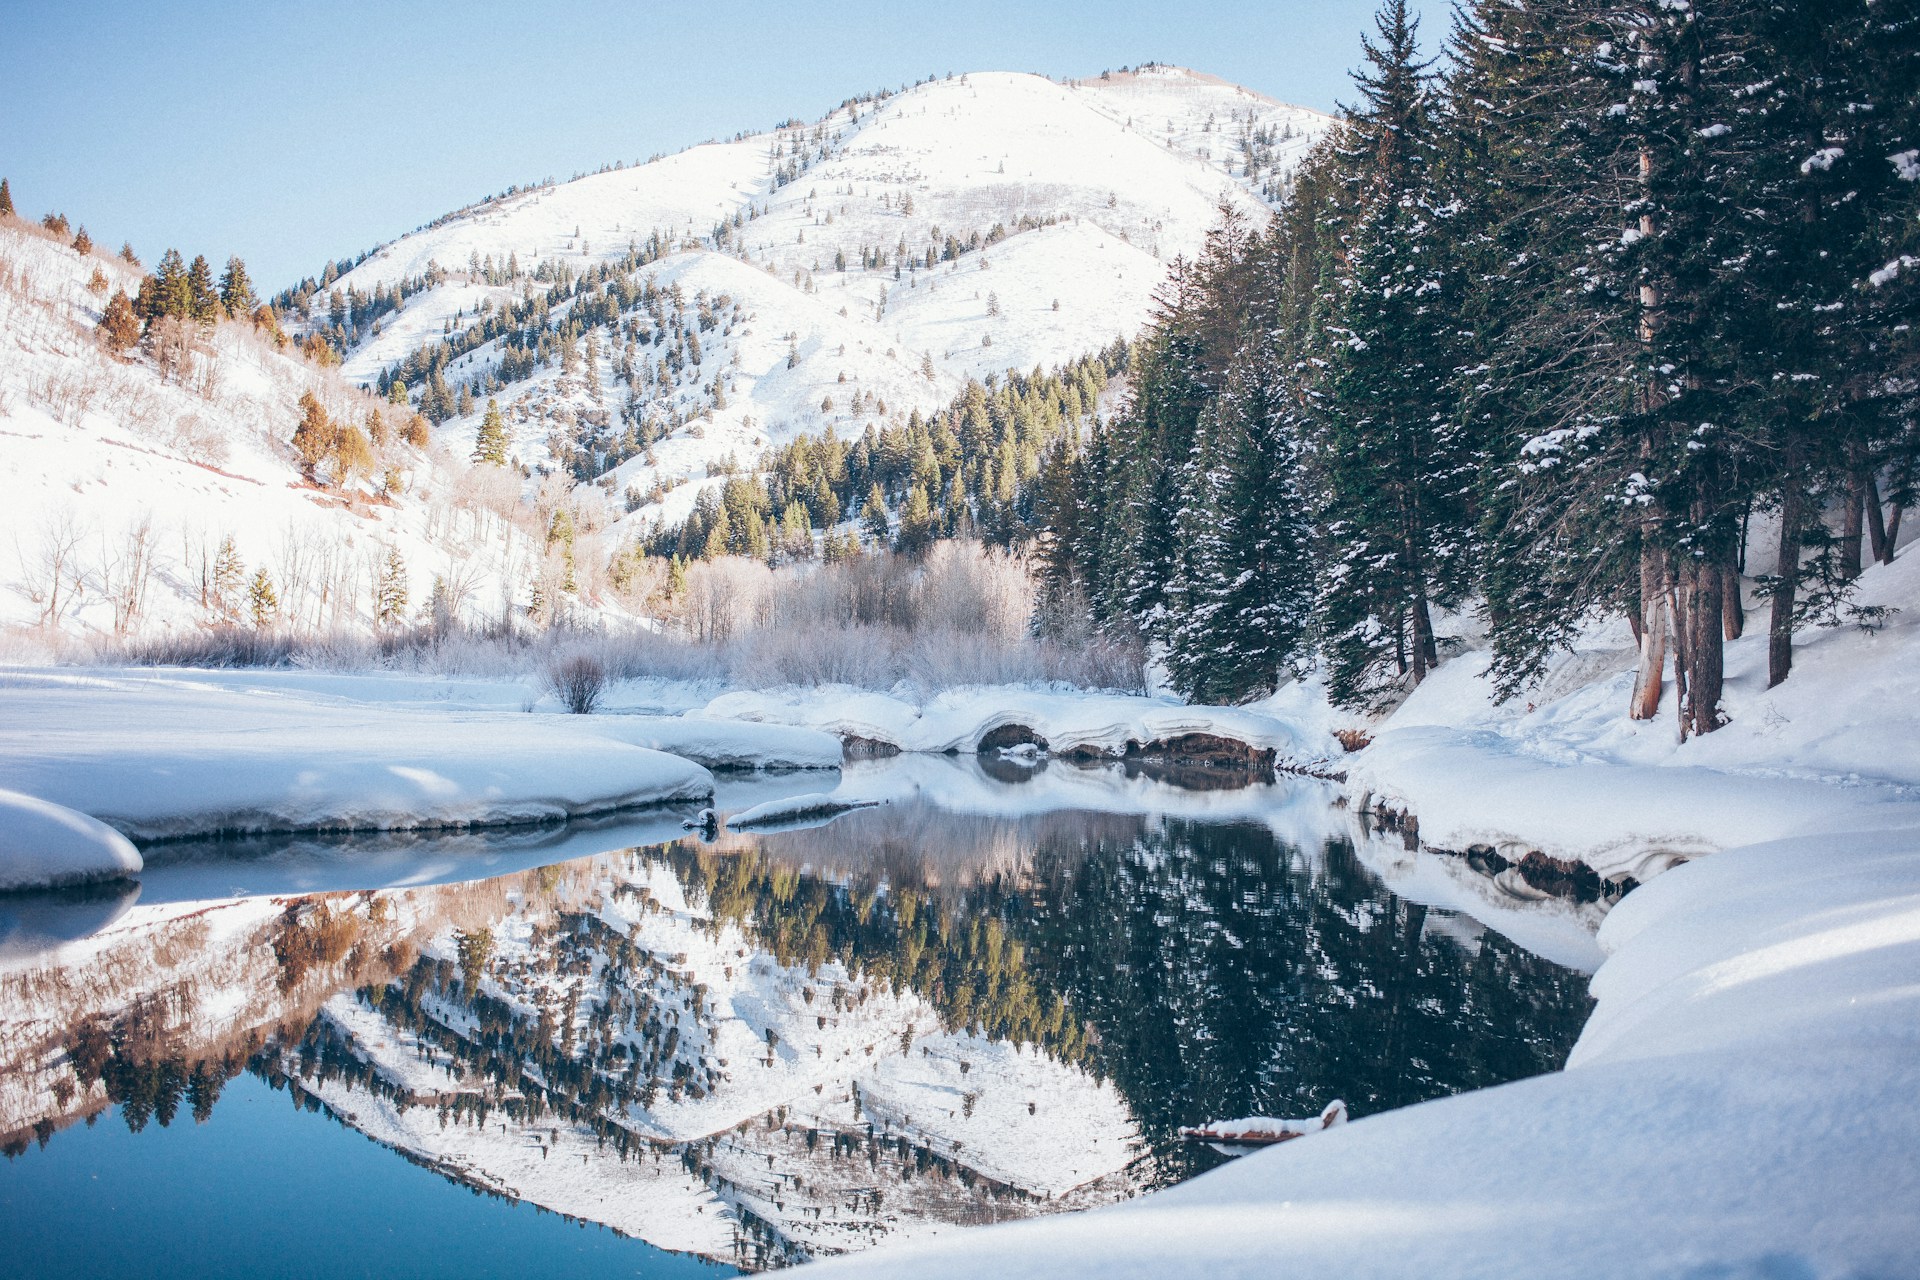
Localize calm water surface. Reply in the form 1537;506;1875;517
0;760;1598;1274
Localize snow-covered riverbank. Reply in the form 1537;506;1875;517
0;669;725;845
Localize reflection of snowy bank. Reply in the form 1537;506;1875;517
698;685;1339;770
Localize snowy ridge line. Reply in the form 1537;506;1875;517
301;68;1334;530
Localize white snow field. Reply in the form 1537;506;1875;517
0;788;142;890
805;828;1920;1280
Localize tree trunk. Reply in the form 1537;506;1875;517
1866;475;1889;565
1840;471;1865;580
1670;573;1692;739
1409;593;1437;684
1687;558;1724;737
1721;560;1744;640
1630;539;1668;720
1886;501;1905;564
1769;472;1805;688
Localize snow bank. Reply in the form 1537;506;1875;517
696;685;1339;768
0;788;143;890
0;672;714;840
803;829;1920;1280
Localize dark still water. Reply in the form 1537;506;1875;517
0;761;1597;1275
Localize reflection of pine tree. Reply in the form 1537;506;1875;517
1016;819;1593;1181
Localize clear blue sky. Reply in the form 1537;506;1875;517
1;0;1435;292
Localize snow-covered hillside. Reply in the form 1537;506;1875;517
309;67;1331;530
0;217;604;638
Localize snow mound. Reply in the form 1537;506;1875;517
0;671;714;840
1349;724;1920;883
0;788;143;890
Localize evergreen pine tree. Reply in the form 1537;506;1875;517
185;254;219;323
247;567;278;629
376;546;410;628
0;178;12;218
473;398;510;465
293;391;334;481
211;536;245;623
218;256;257;318
862;482;890;541
1308;0;1477;706
97;290;141;354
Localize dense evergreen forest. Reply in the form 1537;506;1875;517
1015;0;1919;731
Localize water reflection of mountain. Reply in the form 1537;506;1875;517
0;768;1595;1271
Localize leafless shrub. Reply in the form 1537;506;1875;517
143;316;210;386
29;367;99;426
168;412;229;467
109;626;298;668
544;651;607;713
682;557;774;644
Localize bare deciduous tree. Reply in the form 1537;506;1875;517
19;510;88;628
99;515;159;636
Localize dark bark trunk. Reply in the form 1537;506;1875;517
1687;558;1724;737
1670;575;1692;739
1840;471;1865;580
1886;501;1905;564
1721;560;1743;641
1409;593;1437;684
1769;469;1806;688
1866;475;1889;564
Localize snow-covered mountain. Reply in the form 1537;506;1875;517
0;66;1331;640
309;66;1332;530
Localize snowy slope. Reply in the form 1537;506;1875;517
316;69;1334;526
0;219;576;638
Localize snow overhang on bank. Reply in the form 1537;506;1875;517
0;789;143;891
